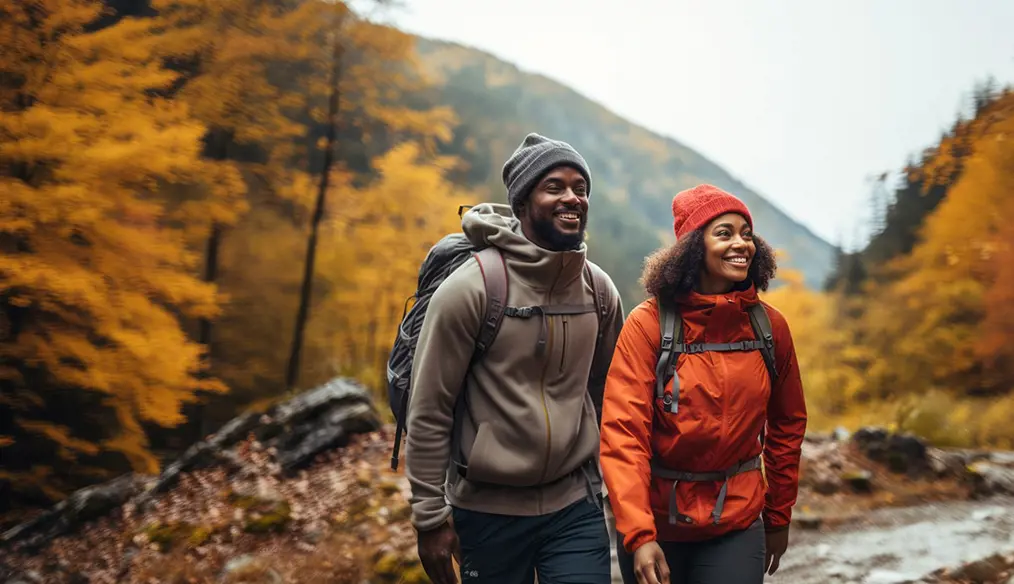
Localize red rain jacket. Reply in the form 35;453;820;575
600;285;807;553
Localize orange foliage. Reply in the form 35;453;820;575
0;0;240;478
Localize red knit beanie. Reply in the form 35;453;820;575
671;184;753;240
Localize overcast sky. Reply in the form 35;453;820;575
381;0;1014;246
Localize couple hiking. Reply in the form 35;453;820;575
390;133;808;584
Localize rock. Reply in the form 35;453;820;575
852;427;930;475
947;553;1010;583
227;484;293;534
966;461;1014;498
275;401;379;472
0;473;151;551
140;520;215;552
812;475;841;495
927;448;971;477
0;377;380;549
2;570;43;584
842;469;874;493
220;555;282;584
793;512;823;530
373;550;428;584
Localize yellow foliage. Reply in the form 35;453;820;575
0;0;238;474
763;269;871;424
309;141;471;395
858;95;1014;398
781;93;1014;448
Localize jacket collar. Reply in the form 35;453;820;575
461;203;588;292
676;280;761;312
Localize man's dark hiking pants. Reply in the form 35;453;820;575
451;498;612;584
616;518;766;584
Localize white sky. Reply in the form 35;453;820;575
376;0;1014;247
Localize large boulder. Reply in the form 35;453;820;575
852;427;930;475
1;377;381;551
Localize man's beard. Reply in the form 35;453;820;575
530;213;587;251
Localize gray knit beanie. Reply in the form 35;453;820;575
501;133;592;214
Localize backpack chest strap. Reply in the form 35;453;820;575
504;303;598;356
673;339;768;355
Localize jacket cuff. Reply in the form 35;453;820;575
626;531;657;554
763;521;790;533
412;504;452;533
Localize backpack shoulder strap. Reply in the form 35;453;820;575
654;297;682;415
452;246;507;479
583;262;615;341
473;246;508;358
747;303;778;383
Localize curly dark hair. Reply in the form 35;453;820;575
641;229;778;299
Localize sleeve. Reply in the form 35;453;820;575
762;308;808;532
403;268;483;532
599;301;660;554
588;278;625;423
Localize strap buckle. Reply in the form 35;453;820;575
506;306;535;318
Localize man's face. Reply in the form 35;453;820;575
518;166;589;251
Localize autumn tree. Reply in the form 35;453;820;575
302;142;470;393
762;268;870;427
282;7;457;392
0;1;241;502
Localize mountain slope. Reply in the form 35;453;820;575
411;37;836;305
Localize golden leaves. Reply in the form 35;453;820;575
1;0;233;477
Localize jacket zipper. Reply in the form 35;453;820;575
538;256;564;486
538;316;554;487
560;316;568;374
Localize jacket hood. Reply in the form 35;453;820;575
461;203;588;290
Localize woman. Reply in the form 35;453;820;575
600;184;807;584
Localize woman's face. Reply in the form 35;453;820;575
699;212;755;294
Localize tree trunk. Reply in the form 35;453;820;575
286;37;343;392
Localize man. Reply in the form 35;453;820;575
404;133;625;584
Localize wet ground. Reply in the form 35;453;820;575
608;496;1014;584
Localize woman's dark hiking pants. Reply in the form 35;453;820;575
616;519;766;584
451;498;612;584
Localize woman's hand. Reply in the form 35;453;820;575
765;527;789;575
633;540;670;584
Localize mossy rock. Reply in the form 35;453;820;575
373;552;429;583
841;469;873;493
335;496;374;527
226;486;294;534
243;500;292;533
356;468;374;487
142;520;216;552
377;480;402;496
387;499;412;522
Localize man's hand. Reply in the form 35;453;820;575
632;540;670;584
417;521;461;584
765;527;789;575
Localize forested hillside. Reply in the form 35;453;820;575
407;38;837;304
765;82;1014;448
0;0;470;512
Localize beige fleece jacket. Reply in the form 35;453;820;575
403;203;624;531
